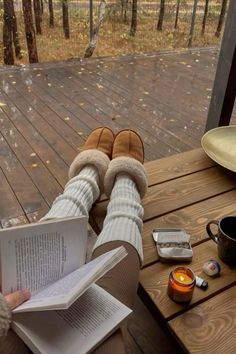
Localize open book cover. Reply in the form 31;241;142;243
0;217;131;353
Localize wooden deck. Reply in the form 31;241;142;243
0;46;235;353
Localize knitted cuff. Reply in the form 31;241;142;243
68;149;110;194
93;230;144;263
104;157;148;198
0;293;11;337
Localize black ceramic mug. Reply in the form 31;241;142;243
206;216;236;266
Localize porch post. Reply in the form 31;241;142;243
205;0;236;131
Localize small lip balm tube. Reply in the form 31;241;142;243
195;276;208;290
167;266;196;303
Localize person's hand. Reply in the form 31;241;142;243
4;289;31;310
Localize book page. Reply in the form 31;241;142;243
0;216;88;295
12;284;132;354
13;246;127;313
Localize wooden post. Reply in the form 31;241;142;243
188;0;198;47
205;0;236;131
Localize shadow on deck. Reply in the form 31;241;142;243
0;46;235;353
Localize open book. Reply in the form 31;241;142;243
0;217;131;353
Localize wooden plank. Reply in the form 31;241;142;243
56;66;193;153
44;67;178;159
27;206;50;223
1;215;28;228
91;165;236;229
0;133;48;215
0;90;69;187
144;148;215;186
3;72;83;154
127;296;182;354
0;76;76;165
0;168;24;220
169;286;236;354
142;189;236;266
0;109;62;205
139;240;236;321
206;0;236;129
142;166;236;221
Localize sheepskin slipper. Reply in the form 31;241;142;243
112;129;144;163
68;149;110;192
83;126;114;158
104;156;148;198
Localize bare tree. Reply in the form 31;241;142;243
174;0;181;29
62;0;70;39
130;0;137;36
11;1;22;58
48;0;54;27
157;0;165;31
3;0;14;65
84;0;106;58
202;0;209;35
215;0;228;37
3;0;22;65
22;0;39;63
188;0;198;47
40;0;44;14
124;0;129;23
33;0;42;34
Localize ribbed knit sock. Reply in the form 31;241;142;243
40;165;100;221
93;173;144;261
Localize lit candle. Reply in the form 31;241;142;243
167;267;196;303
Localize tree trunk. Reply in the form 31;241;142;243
48;0;54;27
33;0;42;34
22;0;39;63
174;0;181;29
11;0;22;59
157;0;165;31
3;0;14;65
215;0;228;37
188;0;198;47
202;0;209;35
84;0;106;58
124;0;128;23
62;0;70;39
130;0;137;36
40;0;44;14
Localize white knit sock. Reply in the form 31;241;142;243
41;165;100;221
93;173;144;262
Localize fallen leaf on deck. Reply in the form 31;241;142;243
32;164;38;168
0;102;6;107
30;152;36;157
65;117;70;121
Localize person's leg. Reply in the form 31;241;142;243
92;173;143;308
91;130;148;354
2;128;114;354
40;127;113;221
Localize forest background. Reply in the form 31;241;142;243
0;0;228;65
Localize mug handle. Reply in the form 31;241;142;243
206;220;219;244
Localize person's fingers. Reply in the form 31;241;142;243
5;289;31;310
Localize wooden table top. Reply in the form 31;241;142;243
92;148;236;354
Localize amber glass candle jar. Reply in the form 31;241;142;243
167;267;196;303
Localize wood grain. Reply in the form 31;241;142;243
142;189;236;266
139;240;236;320
169;286;236;354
